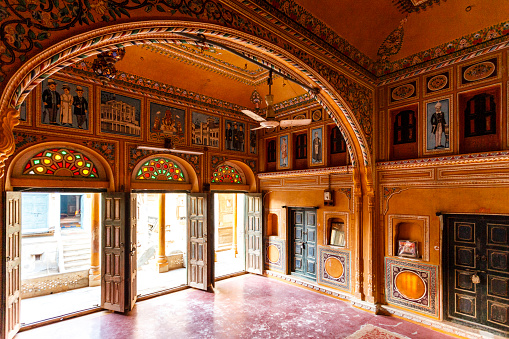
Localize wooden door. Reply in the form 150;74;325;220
245;193;263;275
127;194;137;311
444;214;509;335
291;209;306;276
3;192;21;339
188;194;208;290
290;208;317;280
101;193;126;312
304;210;317;279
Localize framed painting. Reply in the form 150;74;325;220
98;89;142;139
249;125;257;155
277;134;290;170
423;68;451;97
224;119;245;152
191;111;220;148
310;126;324;166
148;101;186;144
18;94;31;126
458;54;501;88
37;77;93;133
311;108;323;122
389;79;418;106
423;96;453;155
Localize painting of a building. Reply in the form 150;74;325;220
100;91;141;136
191;111;220;147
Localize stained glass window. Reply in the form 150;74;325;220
211;164;244;184
135;158;186;181
23;148;98;178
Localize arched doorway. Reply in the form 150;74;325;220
130;154;197;296
5;143;113;329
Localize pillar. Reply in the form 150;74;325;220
89;193;101;286
233;194;238;257
353;169;364;300
158;193;169;273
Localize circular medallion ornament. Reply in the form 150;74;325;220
427;75;448;91
324;257;344;279
395;270;426;300
267;245;280;263
392;84;415;101
464;61;496;82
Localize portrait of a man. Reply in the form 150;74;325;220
426;98;450;151
311;128;322;164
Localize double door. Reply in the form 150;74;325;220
444;214;509;335
290;208;317;280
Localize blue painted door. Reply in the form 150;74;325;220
291;208;317;280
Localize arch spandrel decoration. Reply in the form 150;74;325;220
135;157;187;182
23;148;98;178
211;162;245;184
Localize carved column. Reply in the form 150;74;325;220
158;193;169;273
353;169;364;300
365;190;376;303
89;193;101;286
233;193;238;256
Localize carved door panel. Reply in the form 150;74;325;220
188;194;208;290
290;208;317;280
101;193;126;312
291;209;306;277
127;194;137;311
445;215;509;334
304;211;317;279
245;194;263;275
3;192;21;339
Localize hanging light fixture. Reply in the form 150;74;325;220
92;48;126;81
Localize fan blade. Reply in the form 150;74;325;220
279;119;312;127
250;126;266;131
168;149;204;155
241;109;266;122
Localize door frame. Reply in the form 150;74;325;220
210;190;250;281
442;213;509;336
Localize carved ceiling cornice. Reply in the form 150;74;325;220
392;0;447;14
143;43;271;86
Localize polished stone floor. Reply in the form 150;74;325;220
17;274;454;339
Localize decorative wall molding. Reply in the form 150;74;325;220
382;187;409;215
265;238;285;273
318;246;351;292
385;257;439;317
377;151;509;169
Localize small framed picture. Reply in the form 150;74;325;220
397;240;418;258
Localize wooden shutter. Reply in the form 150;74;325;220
3;192;21;339
188;194;208;290
245;193;263;275
126;194;137;311
101;193;126;312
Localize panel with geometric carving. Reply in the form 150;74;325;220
456;294;476;317
488;301;509;327
456;270;476;292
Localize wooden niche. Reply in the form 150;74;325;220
388;215;430;261
266;212;279;237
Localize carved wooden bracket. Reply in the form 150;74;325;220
0;108;20;178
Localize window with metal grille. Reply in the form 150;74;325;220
464;93;496;137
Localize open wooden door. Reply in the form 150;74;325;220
187;193;208;290
3;192;21;339
245;193;263;275
101;193;126;312
126;193;137;311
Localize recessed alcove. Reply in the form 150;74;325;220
388;215;430;261
323;212;349;248
267;212;279;237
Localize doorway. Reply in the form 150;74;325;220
135;193;187;295
289;208;317;281
19;192;101;325
214;193;246;278
443;214;509;336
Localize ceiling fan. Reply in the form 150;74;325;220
241;70;312;130
137;137;204;155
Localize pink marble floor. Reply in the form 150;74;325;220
17;274;455;339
